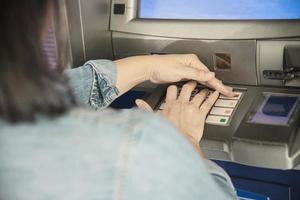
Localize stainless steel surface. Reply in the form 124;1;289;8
111;0;300;40
257;40;300;86
54;0;73;69
80;0;114;61
66;0;86;67
66;0;113;67
113;32;258;85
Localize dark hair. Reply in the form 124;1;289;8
0;0;76;123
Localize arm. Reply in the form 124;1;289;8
66;54;234;110
65;60;119;110
114;54;234;97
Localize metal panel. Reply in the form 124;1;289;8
113;32;258;85
80;0;114;61
66;0;113;67
257;40;300;86
111;0;300;40
65;0;86;67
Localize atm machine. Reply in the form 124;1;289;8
66;0;300;199
110;0;300;169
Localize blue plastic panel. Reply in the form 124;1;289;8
215;161;300;200
233;177;289;200
237;189;269;200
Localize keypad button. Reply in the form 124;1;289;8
206;115;229;125
220;92;242;100
215;99;238;108
210;107;233;116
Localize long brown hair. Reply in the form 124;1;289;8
0;0;76;123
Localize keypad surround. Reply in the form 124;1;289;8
157;86;245;126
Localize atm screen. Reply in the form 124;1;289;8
138;0;300;20
248;94;300;126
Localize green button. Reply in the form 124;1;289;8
220;118;226;123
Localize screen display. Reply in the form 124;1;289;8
248;94;299;126
138;0;300;20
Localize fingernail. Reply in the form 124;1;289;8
135;99;142;105
229;91;235;97
226;86;233;91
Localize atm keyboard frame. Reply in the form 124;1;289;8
156;85;246;126
146;83;300;170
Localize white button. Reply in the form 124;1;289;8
215;99;238;108
220;92;242;100
206;115;229;125
210;107;233;116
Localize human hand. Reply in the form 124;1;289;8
136;81;219;144
160;81;219;143
146;54;234;97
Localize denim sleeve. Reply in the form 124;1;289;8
65;60;119;110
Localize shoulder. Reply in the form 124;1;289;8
0;107;176;141
65;107;169;129
0;108;235;200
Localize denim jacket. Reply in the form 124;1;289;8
0;60;238;200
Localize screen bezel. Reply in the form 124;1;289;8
137;0;300;21
111;0;300;40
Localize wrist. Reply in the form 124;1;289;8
114;56;150;94
134;55;155;82
186;135;205;158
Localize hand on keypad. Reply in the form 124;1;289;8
158;84;243;126
159;81;219;143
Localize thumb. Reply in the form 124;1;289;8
135;99;153;112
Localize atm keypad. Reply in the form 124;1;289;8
207;91;243;126
215;99;238;108
157;87;243;126
210;107;233;116
206;115;230;125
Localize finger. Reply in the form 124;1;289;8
178;65;215;83
200;91;219;115
191;89;208;107
166;85;178;102
135;99;153;112
188;54;210;72
206;78;234;97
179;81;197;102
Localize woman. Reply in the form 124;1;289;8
0;1;238;199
